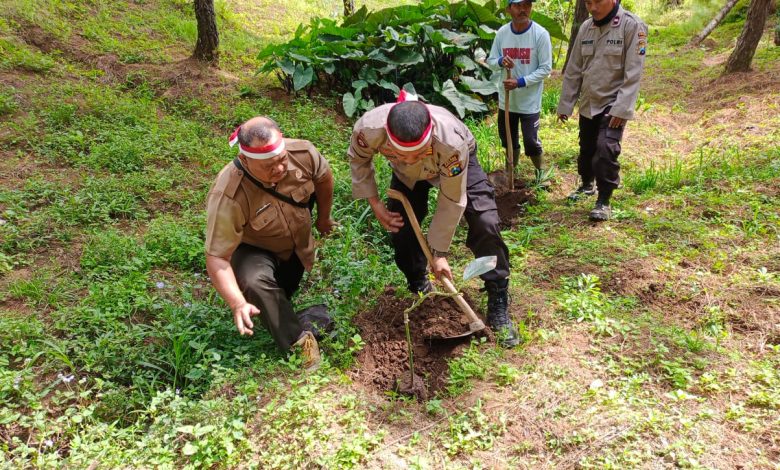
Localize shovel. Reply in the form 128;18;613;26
387;189;486;339
504;67;515;192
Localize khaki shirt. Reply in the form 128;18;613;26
349;103;474;253
205;139;330;271
558;7;647;120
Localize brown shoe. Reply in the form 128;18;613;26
293;330;321;371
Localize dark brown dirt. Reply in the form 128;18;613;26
486;172;535;229
350;286;491;400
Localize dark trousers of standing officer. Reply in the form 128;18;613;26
386;144;510;285
578;107;624;192
230;243;304;351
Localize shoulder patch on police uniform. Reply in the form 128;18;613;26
612;15;621;27
637;30;647;55
442;154;463;177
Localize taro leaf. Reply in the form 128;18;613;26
461;76;497;95
317;24;359;40
457;1;503;28
365;4;427;28
343;92;358;117
377;63;396;74
455;54;479;71
342;50;367;60
288;52;312;63
278;58;296;76
439;79;487;117
477;24;497;40
370;48;424;66
531;11;567;42
358;67;378;83
293;65;314;91
392;49;424;65
324;63;335;74
352;79;369;97
384;26;401;43
384;27;417;47
361;98;376;113
440;30;479;48
379;80;400;94
257;42;280;60
343;5;369;27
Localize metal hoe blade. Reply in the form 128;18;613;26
463;256;497;281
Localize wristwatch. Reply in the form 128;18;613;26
431;249;449;258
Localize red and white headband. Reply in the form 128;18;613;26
386;91;433;152
229;127;286;160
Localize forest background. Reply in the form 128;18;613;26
0;0;778;467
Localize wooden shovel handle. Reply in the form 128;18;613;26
386;189;485;330
504;67;514;191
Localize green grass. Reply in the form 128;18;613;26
1;0;780;466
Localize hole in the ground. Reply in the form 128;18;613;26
350;287;491;400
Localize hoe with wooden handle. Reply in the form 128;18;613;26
504;67;515;191
386;189;486;338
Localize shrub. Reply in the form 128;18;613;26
258;0;565;118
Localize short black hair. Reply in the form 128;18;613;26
238;117;281;147
387;102;430;143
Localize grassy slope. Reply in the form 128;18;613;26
0;0;778;467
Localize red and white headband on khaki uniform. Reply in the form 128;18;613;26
386;90;433;152
229;127;286;159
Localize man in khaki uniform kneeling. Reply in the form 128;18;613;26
205;116;336;370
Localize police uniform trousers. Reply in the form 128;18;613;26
498;110;543;158
578;107;624;191
230;243;304;351
387;144;510;284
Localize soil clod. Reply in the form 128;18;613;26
350;287;490;399
486;172;535;228
395;373;428;400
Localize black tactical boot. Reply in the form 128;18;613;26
408;276;432;295
589;188;613;222
567;180;596;202
484;279;520;348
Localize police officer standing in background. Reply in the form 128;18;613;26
488;0;552;179
205;116;336;370
557;0;647;221
349;92;520;348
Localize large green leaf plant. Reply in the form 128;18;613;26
258;0;566;118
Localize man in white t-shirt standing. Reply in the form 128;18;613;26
488;0;552;180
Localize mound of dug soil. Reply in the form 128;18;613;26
488;173;535;229
350;287;491;400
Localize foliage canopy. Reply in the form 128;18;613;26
258;0;566;118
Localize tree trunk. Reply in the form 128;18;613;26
690;0;740;46
725;0;772;73
343;0;355;16
193;0;219;63
563;0;589;73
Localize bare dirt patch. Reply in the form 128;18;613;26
349;287;492;400
485;173;535;228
